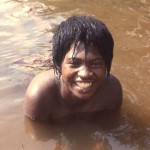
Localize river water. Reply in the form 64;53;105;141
0;0;150;149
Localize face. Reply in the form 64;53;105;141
61;41;106;101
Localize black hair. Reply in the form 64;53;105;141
52;16;114;77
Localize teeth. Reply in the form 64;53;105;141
76;82;92;88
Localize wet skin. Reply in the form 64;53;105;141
24;42;122;121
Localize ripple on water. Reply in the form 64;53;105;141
0;0;150;149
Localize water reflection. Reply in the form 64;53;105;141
24;110;121;150
25;109;150;150
0;0;150;149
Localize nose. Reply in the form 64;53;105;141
77;66;93;79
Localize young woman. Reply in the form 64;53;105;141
24;16;122;121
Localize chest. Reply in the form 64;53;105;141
51;93;110;120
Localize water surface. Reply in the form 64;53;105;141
0;0;150;149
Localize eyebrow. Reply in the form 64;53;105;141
67;57;103;62
89;58;103;61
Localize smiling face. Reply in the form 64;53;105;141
60;41;106;102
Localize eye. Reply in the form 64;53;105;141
90;61;104;68
68;60;81;67
73;61;80;66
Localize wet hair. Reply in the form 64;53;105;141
52;16;114;77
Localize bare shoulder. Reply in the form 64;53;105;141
26;70;55;91
24;70;57;121
102;74;123;110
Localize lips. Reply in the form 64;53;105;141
75;81;93;89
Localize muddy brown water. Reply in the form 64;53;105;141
0;0;150;149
